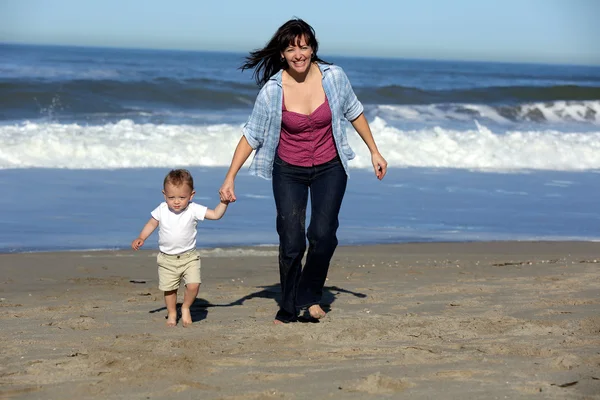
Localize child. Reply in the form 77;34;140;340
131;169;229;327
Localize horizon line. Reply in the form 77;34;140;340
2;40;599;68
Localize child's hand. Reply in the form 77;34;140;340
131;238;145;250
219;180;236;203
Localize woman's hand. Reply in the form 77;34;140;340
349;114;388;180
218;136;254;203
372;152;388;180
219;179;237;203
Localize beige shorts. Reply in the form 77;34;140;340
157;249;201;291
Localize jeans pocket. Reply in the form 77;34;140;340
273;153;289;167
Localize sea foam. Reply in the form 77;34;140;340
1;118;600;171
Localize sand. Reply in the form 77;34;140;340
1;241;599;399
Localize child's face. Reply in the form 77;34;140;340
162;183;195;213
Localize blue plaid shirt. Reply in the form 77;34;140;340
242;63;364;179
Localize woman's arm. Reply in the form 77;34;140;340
350;113;388;180
219;136;254;202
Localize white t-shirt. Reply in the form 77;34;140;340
151;202;208;255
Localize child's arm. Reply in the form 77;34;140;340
131;217;159;250
204;200;229;220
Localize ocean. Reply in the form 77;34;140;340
1;43;600;253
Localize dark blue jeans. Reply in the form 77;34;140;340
272;154;348;322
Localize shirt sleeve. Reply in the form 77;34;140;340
150;203;162;221
192;203;208;221
339;67;364;122
242;87;270;149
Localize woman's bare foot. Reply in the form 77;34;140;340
181;307;192;327
308;305;326;319
166;312;177;327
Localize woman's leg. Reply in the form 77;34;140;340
296;159;347;312
272;157;309;322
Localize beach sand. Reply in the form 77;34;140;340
1;242;599;399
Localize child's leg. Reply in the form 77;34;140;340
158;252;180;327
181;283;200;327
164;289;178;327
180;251;201;327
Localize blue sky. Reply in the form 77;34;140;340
1;0;598;65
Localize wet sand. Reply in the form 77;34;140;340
1;241;599;399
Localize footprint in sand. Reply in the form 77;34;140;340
344;372;411;394
55;316;99;330
246;372;304;382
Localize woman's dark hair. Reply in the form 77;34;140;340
240;18;330;87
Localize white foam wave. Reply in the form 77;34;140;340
512;100;600;124
2;118;600;171
376;100;600;125
0;120;243;169
354;118;600;171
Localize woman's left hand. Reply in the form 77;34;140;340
372;152;388;180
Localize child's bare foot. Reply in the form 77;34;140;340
308;305;326;319
273;319;285;325
181;306;192;327
166;313;177;327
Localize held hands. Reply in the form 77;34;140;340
219;179;237;203
131;238;145;250
372;152;388;180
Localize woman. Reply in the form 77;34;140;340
219;18;387;324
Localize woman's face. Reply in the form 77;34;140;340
281;35;313;75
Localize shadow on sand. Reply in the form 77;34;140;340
148;284;366;324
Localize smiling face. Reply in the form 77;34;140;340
162;182;195;213
281;35;313;75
